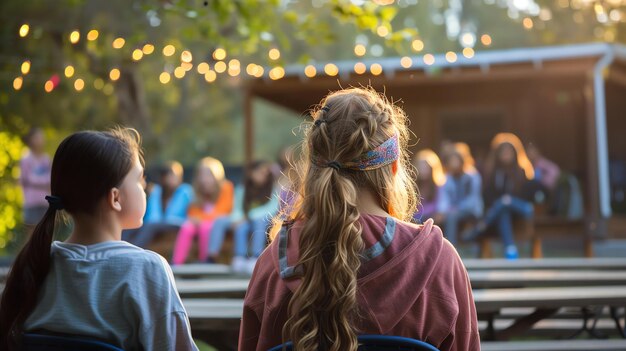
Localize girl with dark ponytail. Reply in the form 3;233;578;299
0;128;198;351
239;88;479;351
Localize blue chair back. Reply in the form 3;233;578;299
267;334;439;351
22;333;124;351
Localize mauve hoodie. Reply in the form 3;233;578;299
239;215;480;351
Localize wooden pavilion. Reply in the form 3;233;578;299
242;42;626;240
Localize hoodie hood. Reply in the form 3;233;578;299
269;214;446;332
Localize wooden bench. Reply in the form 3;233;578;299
482;339;626;351
474;285;626;340
173;270;626;298
176;278;249;298
171;263;233;278
463;258;626;271
469;269;626;289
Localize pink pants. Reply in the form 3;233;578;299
172;220;214;265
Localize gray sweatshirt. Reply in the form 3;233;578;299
24;240;198;351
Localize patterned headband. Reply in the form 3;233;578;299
312;132;400;171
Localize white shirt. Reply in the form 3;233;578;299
24;240;198;351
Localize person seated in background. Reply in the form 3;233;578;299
462;133;535;259
437;145;483;245
209;161;279;274
19;127;51;235
527;142;561;198
411;149;446;224
171;157;234;265
124;161;193;248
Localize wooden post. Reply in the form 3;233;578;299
584;74;606;247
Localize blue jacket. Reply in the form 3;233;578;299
144;183;193;225
437;172;483;217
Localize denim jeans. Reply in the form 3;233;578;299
444;209;476;245
483;196;533;247
233;218;269;258
207;216;232;257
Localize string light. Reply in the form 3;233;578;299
159;72;171;84
174;66;186;78
109;68;121;81
74;78;85;91
462;47;475;58
87;30;99;41
69;30;80;44
370;63;383;76
132;49;144;61
180;62;192;71
423;54;435;65
269;67;285;80
213;48;226;60
324;63;338;76
445;51;458;63
13;77;23;91
354;44;366;56
461;33;475;47
376;26;389;37
142;44;155;54
163;45;176;56
228;59;241;70
205;70;217;82
304;65;316;78
19;24;29;38
64;65;75;78
228;67;241;77
44;80;54;93
400;56;412;68
481;34;492;46
181;50;193;63
214;61;227;73
21;61;31;75
254;66;264;78
269;48;281;60
412;39;424;52
523;17;534;29
197;62;210;74
246;64;259;76
112;38;125;49
354;62;366;74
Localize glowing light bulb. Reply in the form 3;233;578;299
87;30;99;41
109;68;121;81
112;38;125;49
19;24;29;38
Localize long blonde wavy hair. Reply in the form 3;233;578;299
281;87;418;351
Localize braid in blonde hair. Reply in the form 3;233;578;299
283;87;417;351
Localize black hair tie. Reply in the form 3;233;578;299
321;106;330;113
327;161;341;171
45;195;65;211
314;119;328;127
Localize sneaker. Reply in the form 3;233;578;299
505;245;519;260
231;256;247;274
245;258;258;275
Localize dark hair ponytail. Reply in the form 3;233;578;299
0;127;142;350
0;208;57;350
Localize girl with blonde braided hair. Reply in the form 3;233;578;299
239;87;479;351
